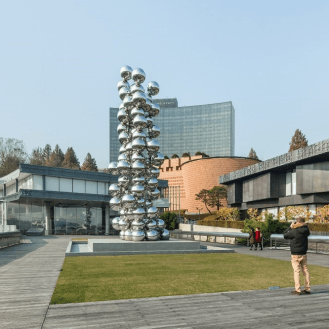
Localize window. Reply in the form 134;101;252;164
86;181;97;194
60;178;72;192
45;177;59;192
286;172;292;196
73;179;85;193
33;175;43;190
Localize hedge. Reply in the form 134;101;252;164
197;220;329;232
197;220;245;229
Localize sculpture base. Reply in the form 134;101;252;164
65;238;234;257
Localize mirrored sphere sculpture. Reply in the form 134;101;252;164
109;66;169;241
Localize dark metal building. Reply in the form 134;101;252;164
219;138;329;218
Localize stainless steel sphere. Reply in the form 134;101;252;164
118;175;130;187
132;68;146;85
149;125;160;138
110;197;121;211
132;91;147;107
117;109;127;122
131;152;145;163
157;219;165;229
153;152;164;166
147;206;158;218
118;153;128;161
109;183;120;196
124;229;133;241
132;130;146;140
161;229;170;240
147;178;158;188
130;83;145;94
111;217;120;230
146;229;159;241
122;194;135;208
133;175;145;185
147;219;157;229
132;138;146;151
131;107;145;118
150;167;160;177
147;81;160;96
117;160;130;175
132;229;145;241
147;139;160;153
117;80;130;91
133;115;148;130
108;162;118;175
118;86;130;100
118;218;127;230
131;219;145;230
149;102;160;117
117;123;126;134
119;145;126;154
150;188;160;198
120;65;133;81
131;183;145;196
133;208;145;220
119;230;126;240
118;131;129;144
123;95;133;109
132;160;145;173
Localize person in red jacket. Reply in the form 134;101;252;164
255;227;263;250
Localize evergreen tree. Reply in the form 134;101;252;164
81;153;98;172
43;144;52;163
171;154;179;158
289;129;308;152
29;147;45;165
248;147;259;160
62;147;80;170
46;144;64;167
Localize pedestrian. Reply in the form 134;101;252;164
283;217;311;295
255;227;263;250
248;227;255;250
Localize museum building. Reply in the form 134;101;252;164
0;164;169;235
219;138;329;218
159;155;260;213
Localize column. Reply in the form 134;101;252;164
105;204;110;235
44;202;51;235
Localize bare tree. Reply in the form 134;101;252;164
0;138;27;177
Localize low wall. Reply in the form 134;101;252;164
179;224;242;244
0;231;21;249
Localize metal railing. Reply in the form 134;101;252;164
270;234;329;254
170;230;256;246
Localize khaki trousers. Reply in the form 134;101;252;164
291;255;310;292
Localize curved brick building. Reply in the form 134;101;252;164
159;156;260;213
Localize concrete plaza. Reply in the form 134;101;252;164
0;236;328;329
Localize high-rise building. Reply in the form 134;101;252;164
109;98;235;162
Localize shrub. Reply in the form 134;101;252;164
243;213;290;245
160;211;178;230
278;206;311;221
315;205;329;223
217;207;240;221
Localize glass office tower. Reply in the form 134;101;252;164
109;99;235;162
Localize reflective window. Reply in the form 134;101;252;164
33;175;43;190
46;177;59;191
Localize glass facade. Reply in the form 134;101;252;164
3;201;105;235
109;99;235;162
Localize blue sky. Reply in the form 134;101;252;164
1;0;329;168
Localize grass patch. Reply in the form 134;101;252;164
51;253;329;304
71;238;89;241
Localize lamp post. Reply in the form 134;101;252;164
196;207;203;221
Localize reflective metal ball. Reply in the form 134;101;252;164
132;229;145;241
132;68;146;85
120;65;133;81
147;81;160;96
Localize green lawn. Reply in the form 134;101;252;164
51;253;329;304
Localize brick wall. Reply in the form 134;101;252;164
159;156;259;213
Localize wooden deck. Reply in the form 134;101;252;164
0;236;329;328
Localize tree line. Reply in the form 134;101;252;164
0;138;98;177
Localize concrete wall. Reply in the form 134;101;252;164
179;223;242;244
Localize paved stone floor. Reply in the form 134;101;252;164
1;236;329;329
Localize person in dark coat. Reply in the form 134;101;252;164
248;227;255;250
284;217;311;295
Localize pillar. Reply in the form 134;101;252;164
44;202;51;235
105;204;110;235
